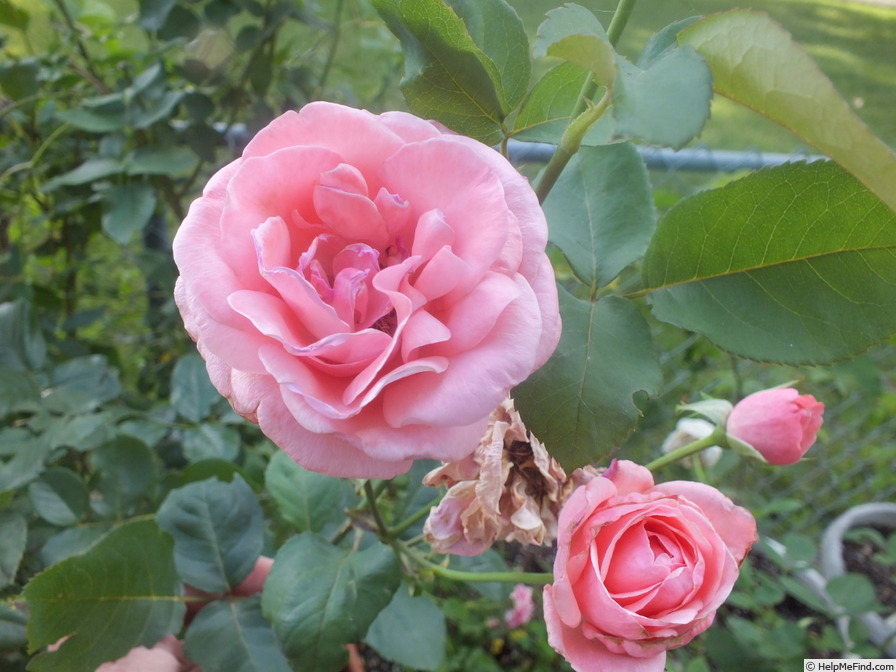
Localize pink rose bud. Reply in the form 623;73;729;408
173;102;561;479
726;388;824;465
544;460;756;672
504;584;536;629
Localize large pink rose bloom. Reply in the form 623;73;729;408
726;388;824;465
544;460;756;672
174;102;560;478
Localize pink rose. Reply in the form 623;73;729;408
726;388;824;465
174;102;560;478
505;584;536;629
544;460;756;672
96;636;197;672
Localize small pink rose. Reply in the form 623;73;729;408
726;388;824;465
94;636;198;672
505;584;536;629
174;102;560;478
544;460;756;672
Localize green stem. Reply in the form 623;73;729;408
401;544;553;586
645;427;727;472
568;0;640;120
606;0;639;46
364;480;391;540
535;90;612;203
389;493;443;538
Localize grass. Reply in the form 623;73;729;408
509;0;896;152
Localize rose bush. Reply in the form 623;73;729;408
544;460;756;672
726;388;825;465
173;102;560;478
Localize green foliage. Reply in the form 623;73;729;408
515;292;662;470
264;451;356;534
262;533;402;672
372;0;528;144
156;476;264;593
23;520;184;672
364;589;447;671
3;0;896;669
183;597;292;672
679;10;896;211
643;160;896;364
543;142;655;288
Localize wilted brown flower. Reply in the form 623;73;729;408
423;397;596;555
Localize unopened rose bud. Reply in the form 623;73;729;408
726;388;824;465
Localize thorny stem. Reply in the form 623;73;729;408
645;427;728;472
539;0;642;201
534;90;612;203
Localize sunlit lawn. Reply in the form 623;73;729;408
510;0;896;151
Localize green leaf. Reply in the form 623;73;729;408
89;436;159;516
40;526;111;567
364;590;446;672
514;292;662;470
0;603;28;649
0;59;39;99
642;161;896;364
444;0;530;109
28;468;89;527
371;0;507;144
101;184;157;245
182;423;240;462
0;368;41;418
156;476;264;593
24;520;184;672
544;143;655;289
126;146;198;176
139;0;176;30
132;90;185;129
264;451;354;534
0;300;46;371
0;430;51;495
612;45;711;149
679;10;896;213
826;573;880;616
0;0;29;29
44;355;120;414
512;62;592;144
171;354;219;422
533;6;710;148
533;4;615;88
43;158;124;191
262;533;401;672
56;108;126;133
183;596;291;672
0;511;26;587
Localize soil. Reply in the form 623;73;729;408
843;533;896;610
